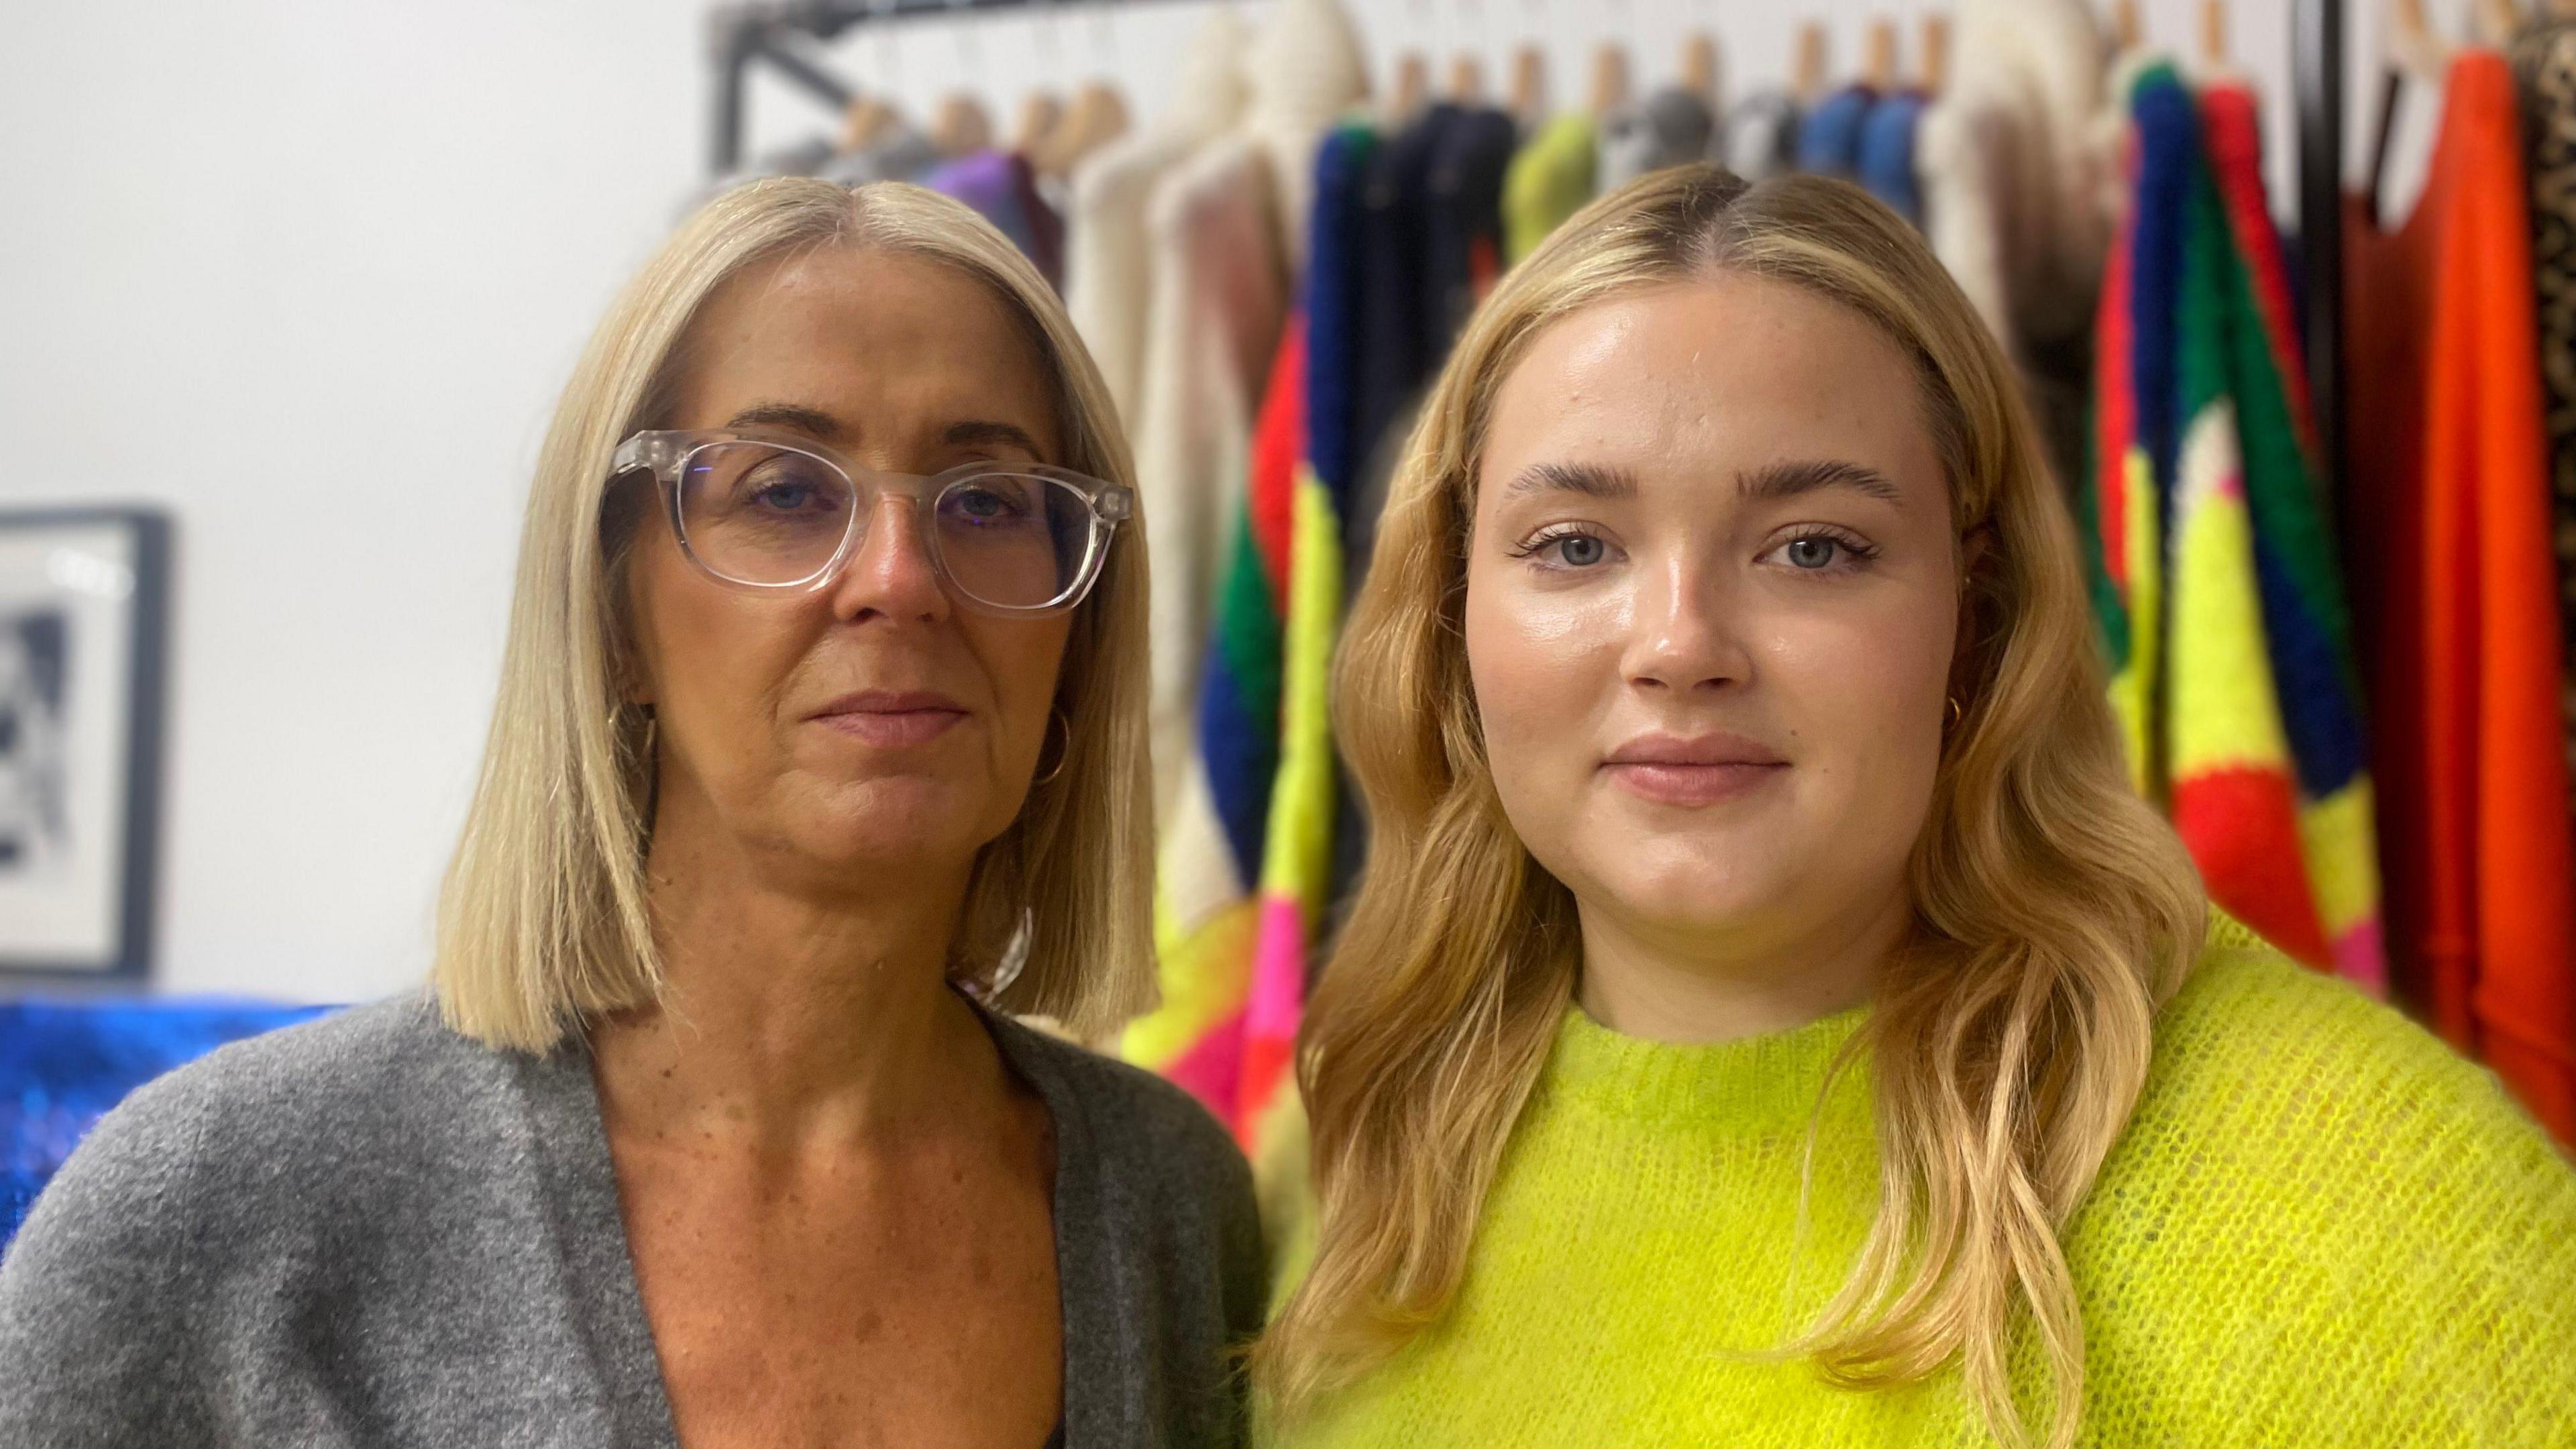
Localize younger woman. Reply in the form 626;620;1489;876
1260;167;2576;1448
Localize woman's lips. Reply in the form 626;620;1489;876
1601;760;1788;806
808;691;968;747
1599;731;1790;806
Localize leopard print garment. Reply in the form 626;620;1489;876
2512;17;2576;810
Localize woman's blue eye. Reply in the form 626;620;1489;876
1785;537;1839;568
755;482;815;511
1551;534;1606;567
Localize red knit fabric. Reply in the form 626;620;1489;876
2345;52;2576;1145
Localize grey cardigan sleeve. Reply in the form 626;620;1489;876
0;1072;226;1446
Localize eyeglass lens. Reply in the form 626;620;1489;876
676;441;1095;609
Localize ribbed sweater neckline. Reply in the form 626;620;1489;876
1542;1000;1872;1132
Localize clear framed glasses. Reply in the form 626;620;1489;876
610;429;1134;616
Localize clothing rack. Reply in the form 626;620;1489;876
706;0;2351;500
707;0;1170;175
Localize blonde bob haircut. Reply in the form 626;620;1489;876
433;179;1155;1054
1257;167;2206;1449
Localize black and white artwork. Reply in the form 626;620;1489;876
0;510;168;977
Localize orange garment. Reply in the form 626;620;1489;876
2345;51;2576;1144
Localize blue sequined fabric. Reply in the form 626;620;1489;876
1;1000;336;1248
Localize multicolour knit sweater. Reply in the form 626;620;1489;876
1123;125;1375;1168
2084;64;2383;989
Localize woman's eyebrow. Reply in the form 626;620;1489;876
943;419;1046;455
1738;458;1904;504
723;401;842;439
1503;460;1639;500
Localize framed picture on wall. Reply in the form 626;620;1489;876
0;508;170;979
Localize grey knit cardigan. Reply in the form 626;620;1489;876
0;993;1265;1448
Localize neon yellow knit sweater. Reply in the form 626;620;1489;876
1265;945;2576;1446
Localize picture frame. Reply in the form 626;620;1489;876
0;506;171;981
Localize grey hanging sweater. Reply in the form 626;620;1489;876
0;993;1266;1448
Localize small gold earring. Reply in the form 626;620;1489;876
1946;696;1965;730
1032;707;1071;786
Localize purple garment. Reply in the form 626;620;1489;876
925;150;1064;288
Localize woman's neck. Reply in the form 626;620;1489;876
1573;887;1913;1044
591;804;998;1151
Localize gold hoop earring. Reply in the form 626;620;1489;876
1946;696;1965;731
1032;706;1071;786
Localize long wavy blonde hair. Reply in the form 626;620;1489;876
433;179;1155;1053
1257;167;2206;1448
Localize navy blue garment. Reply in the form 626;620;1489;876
1304;125;1379;511
1354;105;1458;482
1424;105;1519;355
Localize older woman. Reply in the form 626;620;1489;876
0;181;1261;1448
1257;168;2576;1448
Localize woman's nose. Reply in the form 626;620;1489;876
828;494;951;623
1622;556;1753;693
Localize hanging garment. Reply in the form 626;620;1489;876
1503;115;1599;265
1232;121;1377;1162
2512;14;2576;808
1916;0;2115;495
1064;9;1253;428
1124;127;1377;1163
1599;87;1719;189
2167;74;2383;987
1131;134;1288;833
1724;91;1801;181
1422;105;1519;346
1124;322;1305;1121
1242;0;1370;277
1794;84;1876;177
924;150;1063;286
1346;104;1515;598
1854;89;1928;224
2345;52;2576;1145
2088;62;2192;805
1354;107;1454;471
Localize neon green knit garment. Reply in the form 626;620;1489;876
1501;114;1599;266
1265;946;2576;1446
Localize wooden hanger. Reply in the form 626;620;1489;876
1035;81;1128;174
2111;0;2143;51
1012;91;1063;156
1509;45;1548;119
1448;52;1488;105
1919;15;1951;95
2389;0;2452;81
2198;0;2229;66
1680;32;1721;105
1793;21;1830;104
1863;18;1898;91
1391;52;1432;121
841;95;903;154
932;92;995;157
2475;0;2525;44
1589;43;1631;117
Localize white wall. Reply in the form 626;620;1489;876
0;0;2483;1004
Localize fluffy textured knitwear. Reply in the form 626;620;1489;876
0;995;1267;1446
1264;943;2576;1447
